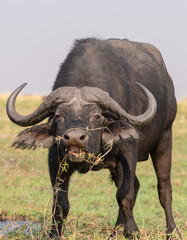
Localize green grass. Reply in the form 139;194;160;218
0;95;186;239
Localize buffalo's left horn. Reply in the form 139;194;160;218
6;83;77;127
81;82;157;126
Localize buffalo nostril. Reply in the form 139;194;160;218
80;135;86;141
64;135;69;140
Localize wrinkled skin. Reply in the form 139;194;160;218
52;103;104;167
6;38;182;239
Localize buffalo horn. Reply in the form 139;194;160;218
7;82;156;127
6;83;77;127
81;82;157;126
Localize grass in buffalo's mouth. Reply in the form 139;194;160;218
54;133;113;167
69;145;86;154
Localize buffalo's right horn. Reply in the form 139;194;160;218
6;83;77;127
81;82;157;126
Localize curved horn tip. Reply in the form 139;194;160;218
136;82;146;89
6;82;28;109
6;83;28;124
21;82;28;87
15;82;28;92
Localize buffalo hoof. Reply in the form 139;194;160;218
49;230;60;239
49;233;66;240
166;227;183;240
124;232;140;240
108;229;140;240
49;232;56;239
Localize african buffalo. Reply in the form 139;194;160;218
6;38;179;239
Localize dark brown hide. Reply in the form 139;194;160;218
6;38;179;240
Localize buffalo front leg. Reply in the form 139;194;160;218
111;141;139;239
48;152;73;238
116;157;139;239
50;172;72;238
112;175;140;231
151;128;182;239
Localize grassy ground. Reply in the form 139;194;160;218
0;94;186;239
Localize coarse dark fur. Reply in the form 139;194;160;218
10;38;180;239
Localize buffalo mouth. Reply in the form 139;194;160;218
67;146;88;162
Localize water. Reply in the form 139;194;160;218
0;220;38;236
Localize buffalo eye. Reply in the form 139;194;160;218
91;114;101;121
55;114;64;122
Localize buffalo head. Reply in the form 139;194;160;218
6;83;157;164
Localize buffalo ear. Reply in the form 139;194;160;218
12;122;53;150
102;122;139;146
113;126;139;141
